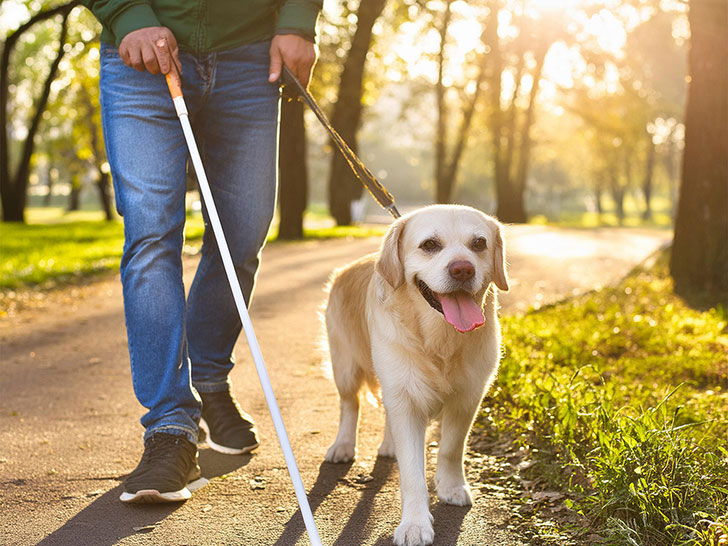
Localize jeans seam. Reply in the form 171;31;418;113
193;378;231;394
146;424;198;443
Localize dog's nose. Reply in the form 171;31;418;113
448;260;475;282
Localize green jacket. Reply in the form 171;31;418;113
81;0;322;53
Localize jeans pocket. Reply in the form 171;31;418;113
100;42;119;58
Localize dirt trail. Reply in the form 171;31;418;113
0;226;670;546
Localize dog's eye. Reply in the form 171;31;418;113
419;238;442;253
470;237;488;252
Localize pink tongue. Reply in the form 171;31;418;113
436;292;485;333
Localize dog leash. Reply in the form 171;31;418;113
280;65;401;220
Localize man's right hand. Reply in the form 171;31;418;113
119;27;180;75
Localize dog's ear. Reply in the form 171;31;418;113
376;217;407;290
493;225;509;292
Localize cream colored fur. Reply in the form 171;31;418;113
324;205;509;546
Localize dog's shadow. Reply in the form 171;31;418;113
33;448;251;546
272;456;395;546
274;455;472;545
364;491;472;546
430;501;471;543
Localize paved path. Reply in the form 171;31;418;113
0;226;670;546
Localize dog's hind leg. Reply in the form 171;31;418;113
325;334;363;463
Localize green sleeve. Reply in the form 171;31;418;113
80;0;161;46
276;0;323;42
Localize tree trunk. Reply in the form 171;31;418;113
642;138;655;221
44;164;53;207
0;1;78;222
663;135;679;220
594;175;604;216
78;85;113;220
327;0;387;226
503;55;524;187
509;44;548;224
433;0;486;204
486;1;509;221
278;98;308;240
434;0;453;203
67;175;81;212
671;0;728;305
95;172;113;220
609;169;625;225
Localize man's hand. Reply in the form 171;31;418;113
119;27;181;75
268;34;317;87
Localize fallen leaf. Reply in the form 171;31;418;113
531;491;564;503
354;474;374;484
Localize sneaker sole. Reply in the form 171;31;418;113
199;419;259;455
120;477;208;503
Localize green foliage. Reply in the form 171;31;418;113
0;208;385;289
0;217;125;288
482;251;728;545
0;209;204;289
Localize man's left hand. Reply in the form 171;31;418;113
268;34;317;87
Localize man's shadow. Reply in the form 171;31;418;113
33;449;251;546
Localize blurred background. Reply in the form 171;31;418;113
1;0;726;303
1;5;726;544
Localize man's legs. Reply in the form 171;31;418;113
100;44;203;443
101;38;279;498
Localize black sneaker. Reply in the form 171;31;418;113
199;389;259;455
120;433;207;503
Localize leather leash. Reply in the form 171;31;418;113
280;65;402;220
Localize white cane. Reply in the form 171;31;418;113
163;61;323;546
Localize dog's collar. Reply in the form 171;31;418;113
416;278;444;315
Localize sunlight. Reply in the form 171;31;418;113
385;0;637;104
584;9;628;56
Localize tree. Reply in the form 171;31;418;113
327;0;388;226
624;10;686;221
278;97;308;239
77;79;113;219
1;0;80;222
670;0;728;305
485;2;559;223
432;0;486;204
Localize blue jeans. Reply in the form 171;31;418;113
99;41;280;443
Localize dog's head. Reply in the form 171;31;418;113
376;205;509;333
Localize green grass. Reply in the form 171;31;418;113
0;207;384;290
1;220;126;288
478;252;728;545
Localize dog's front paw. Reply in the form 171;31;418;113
325;442;356;463
437;483;473;506
393;517;434;546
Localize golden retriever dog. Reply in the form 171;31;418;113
323;204;509;546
